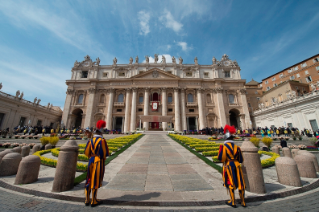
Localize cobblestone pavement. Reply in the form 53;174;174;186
1;186;319;211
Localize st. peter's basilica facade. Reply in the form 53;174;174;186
62;54;251;132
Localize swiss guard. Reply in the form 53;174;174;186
217;125;246;208
84;120;109;207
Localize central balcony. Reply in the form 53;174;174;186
114;102;125;107
186;102;197;107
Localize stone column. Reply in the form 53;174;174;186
215;88;227;127
52;140;79;192
61;89;74;128
83;88;96;128
106;88;114;130
130;88;137;131
124;88;131;133
144;88;150;131
197;88;206;130
241;140;266;194
161;88;168;131
174;88;181;131
180;88;187;131
239;89;252;128
240;114;246;129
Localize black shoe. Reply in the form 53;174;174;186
91;200;102;207
240;202;247;207
225;201;237;208
85;202;90;206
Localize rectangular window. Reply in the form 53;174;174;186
260;84;263;87
168;96;173;103
272;77;276;81
316;66;319;71
119;72;125;77
116;109;122;112
224;71;230;78
138;108;143;112
81;71;88;78
204;72;209;78
168;108;173;112
266;87;270;91
167;71;172;74
301;63;307;68
265;80;268;84
139;96;143;103
103;72;108;77
288;69;292;73
294;66;298;71
273;83;277;87
0;113;5;129
314;58;319;63
305;70;309;75
296;73;300;78
36;120;42;126
290;75;295;80
306;76;312;82
139;71;144;74
189;109;195;112
279;73;284;78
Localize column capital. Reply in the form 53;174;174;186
238;88;246;94
196;87;205;93
144;87;151;92
214;87;223;93
132;87;138;92
173;87;180;92
66;89;75;95
180;88;186;93
87;88;96;94
107;88;115;93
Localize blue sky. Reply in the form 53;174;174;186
0;0;319;108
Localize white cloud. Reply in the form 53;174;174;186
159;10;183;33
0;1;110;58
177;42;192;51
167;45;171;51
138;11;151;35
142;54;173;63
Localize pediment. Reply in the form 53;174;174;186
131;68;180;79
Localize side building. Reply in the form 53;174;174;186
0;84;62;130
62;54;252;132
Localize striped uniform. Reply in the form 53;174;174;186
84;135;109;205
218;140;246;207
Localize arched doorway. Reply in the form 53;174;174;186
229;109;240;129
152;92;159;101
72;109;83;128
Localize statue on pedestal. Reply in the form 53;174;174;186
162;55;166;64
179;56;183;65
154;54;158;63
135;56;139;64
212;57;217;65
113;57;117;65
96;57;100;65
34;97;37;104
145;55;149;64
16;90;20;98
172;56;176;64
129;57;133;64
194;57;198;65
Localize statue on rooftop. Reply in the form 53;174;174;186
172;56;176;64
145;55;149;64
113;57;117;65
135;56;139;64
129;57;133;64
154;54;158;64
179;56;183;65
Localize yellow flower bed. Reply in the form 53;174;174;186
35;134;142;170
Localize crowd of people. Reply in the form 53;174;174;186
201;126;319;138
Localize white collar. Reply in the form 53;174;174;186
224;140;234;144
93;135;103;138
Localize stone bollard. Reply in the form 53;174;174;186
31;144;41;154
275;157;302;187
291;149;299;158
282;147;292;158
294;155;317;178
52;139;79;192
12;146;22;154
271;146;280;155
45;144;52;150
297;150;308;155
298;151;319;172
14;155;41;184
0;149;13;163
21;146;30;157
0;153;22;176
240;140;266;193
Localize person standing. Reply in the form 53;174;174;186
280;137;287;148
218;125;246;208
84;120;109;207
